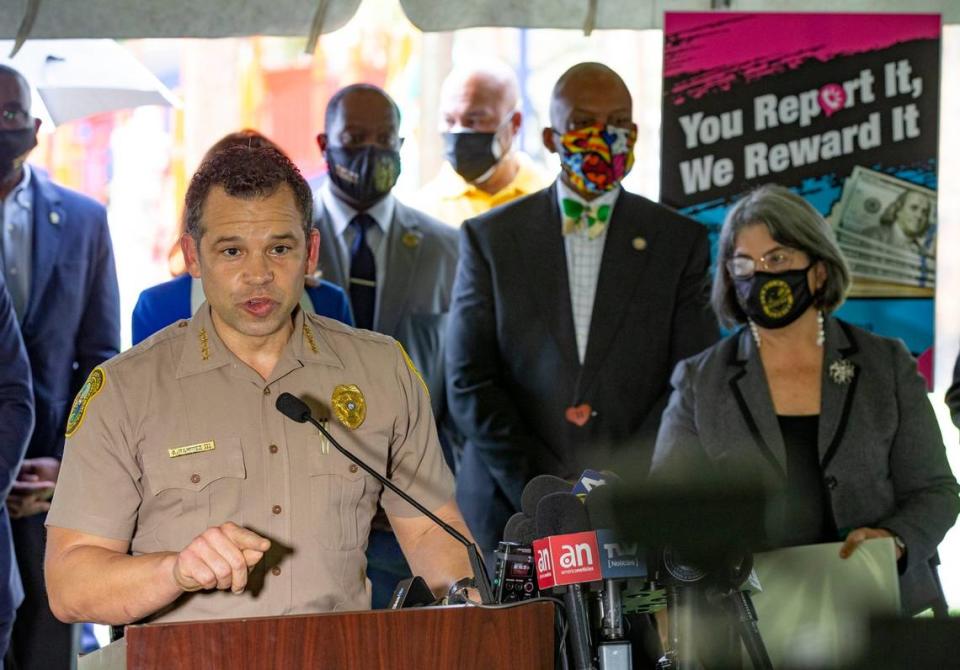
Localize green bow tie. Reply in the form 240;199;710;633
562;197;611;238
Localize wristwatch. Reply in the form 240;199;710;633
891;534;907;555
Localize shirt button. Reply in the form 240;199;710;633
271;567;282;576
349;464;358;474
824;475;838;490
272;504;282;515
269;444;279;454
263;387;271;396
190;474;201;484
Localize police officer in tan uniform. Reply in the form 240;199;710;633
43;144;475;625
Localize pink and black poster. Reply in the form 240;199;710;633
660;12;940;360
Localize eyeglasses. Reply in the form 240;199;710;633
726;247;805;279
0;103;31;130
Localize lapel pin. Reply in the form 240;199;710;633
565;403;593;427
829;359;855;385
632;236;647;251
49;211;61;225
402;231;421;248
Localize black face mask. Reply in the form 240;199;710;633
734;265;815;329
325;145;401;209
0;128;37;181
442;131;501;183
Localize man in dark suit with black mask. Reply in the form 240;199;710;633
312;84;459;608
446;62;719;553
0;65;119;670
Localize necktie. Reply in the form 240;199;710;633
562;197;611;239
349;213;377;330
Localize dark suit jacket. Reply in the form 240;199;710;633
314;197;459;461
0;279;33;620
20;169;120;461
652;318;960;615
446;182;718;546
945;350;960;429
130;273;354;345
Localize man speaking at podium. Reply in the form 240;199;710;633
42;144;474;625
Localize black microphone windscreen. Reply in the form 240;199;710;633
502;513;529;542
275;392;311;423
503;514;537;545
535;491;590;538
584;482;619;530
520;474;571;517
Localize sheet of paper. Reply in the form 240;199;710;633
751;538;900;668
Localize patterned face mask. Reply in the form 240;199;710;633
555;124;636;194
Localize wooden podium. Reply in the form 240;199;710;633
78;602;555;669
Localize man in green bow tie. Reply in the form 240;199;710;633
561;198;612;238
445;66;720;656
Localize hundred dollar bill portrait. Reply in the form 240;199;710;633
829;167;936;298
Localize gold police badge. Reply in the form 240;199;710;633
66;367;105;437
332;384;366;430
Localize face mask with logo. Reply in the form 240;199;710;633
734;265;815;329
326;145;401;209
555;123;636;195
0;127;37;182
442;118;510;183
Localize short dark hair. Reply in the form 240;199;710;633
202;128;277;163
324;83;401;133
0;65;32;108
183;144;313;241
711;184;851;328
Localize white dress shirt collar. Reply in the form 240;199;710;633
319;178;395;237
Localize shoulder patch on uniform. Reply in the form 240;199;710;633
66;367;106;438
396;342;429;399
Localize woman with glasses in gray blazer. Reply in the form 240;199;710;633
651;184;958;616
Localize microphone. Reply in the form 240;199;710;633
520;474;571;517
275;392;494;604
503;512;536;545
493;512;539;603
583;483;652;670
535;492;599;670
572;469;620;497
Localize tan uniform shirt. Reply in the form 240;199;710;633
46;305;454;623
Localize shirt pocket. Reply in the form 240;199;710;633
306;445;375;551
140;437;247;552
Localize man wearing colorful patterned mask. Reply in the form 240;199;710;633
446;63;719;587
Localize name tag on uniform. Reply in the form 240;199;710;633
168;441;216;458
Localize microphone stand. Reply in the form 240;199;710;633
706;555;771;670
659;551;772;670
276;393;495;604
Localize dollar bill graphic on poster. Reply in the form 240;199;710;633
829;167;936;298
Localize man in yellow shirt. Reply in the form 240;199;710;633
415;62;549;226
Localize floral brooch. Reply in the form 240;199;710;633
829;359;856;385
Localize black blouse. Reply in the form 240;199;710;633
775;414;838;547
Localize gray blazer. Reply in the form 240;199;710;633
652;316;959;614
314;198;459;446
